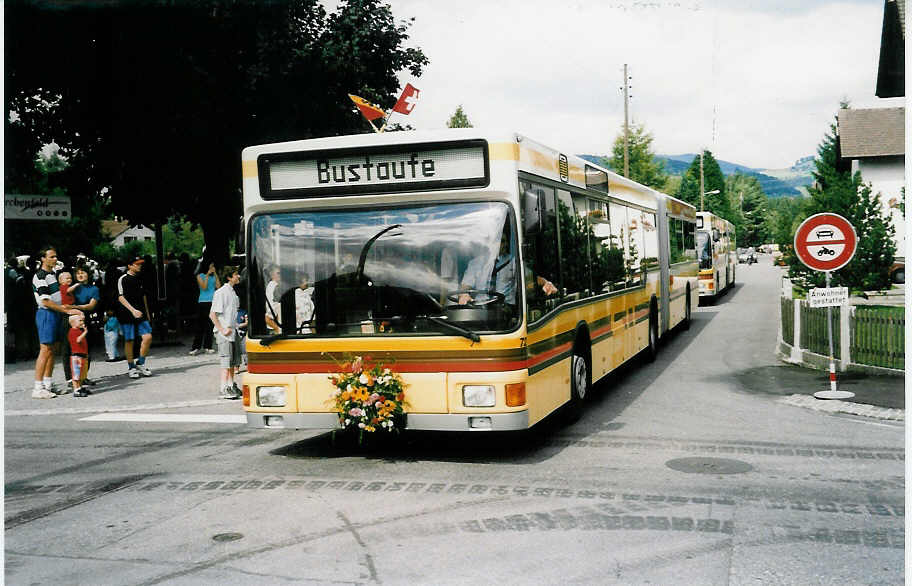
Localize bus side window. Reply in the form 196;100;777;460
521;180;558;323
669;217;685;263
641;211;659;270
607;202;632;289
683;221;696;258
557;189;591;301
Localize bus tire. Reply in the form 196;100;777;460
683;286;692;330
645;303;659;362
571;351;590;404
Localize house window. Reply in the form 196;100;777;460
124;236;137;243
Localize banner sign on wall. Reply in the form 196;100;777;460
5;194;71;220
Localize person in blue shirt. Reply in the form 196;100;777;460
62;265;101;388
189;260;220;355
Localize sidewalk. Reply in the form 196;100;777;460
3;334;239;415
737;363;904;422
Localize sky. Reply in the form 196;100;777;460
379;0;903;170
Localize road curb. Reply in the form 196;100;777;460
780;394;905;421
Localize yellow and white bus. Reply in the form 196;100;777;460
696;211;737;299
240;130;698;431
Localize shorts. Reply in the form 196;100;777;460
217;337;242;368
121;320;152;341
36;309;61;345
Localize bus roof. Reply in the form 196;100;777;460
242;129;696;215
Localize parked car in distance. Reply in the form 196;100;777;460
737;248;748;263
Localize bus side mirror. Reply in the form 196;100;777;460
523;191;542;235
712;228;720;242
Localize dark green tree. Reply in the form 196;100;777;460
604;123;668;190
725;173;769;247
6;0;429;263
787;110;896;292
766;196;804;248
446;105;473;128
676;150;731;220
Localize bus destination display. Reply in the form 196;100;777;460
263;141;488;198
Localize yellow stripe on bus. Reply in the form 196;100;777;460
489;142;520;161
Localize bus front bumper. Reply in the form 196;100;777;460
246;410;530;432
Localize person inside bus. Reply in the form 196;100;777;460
264;265;282;333
294;273;315;333
457;229;557;307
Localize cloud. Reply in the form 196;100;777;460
386;0;897;169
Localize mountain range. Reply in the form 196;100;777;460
579;154;814;198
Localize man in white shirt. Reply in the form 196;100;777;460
210;266;244;399
264;265;281;333
294;274;315;333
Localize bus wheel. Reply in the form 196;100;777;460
571;352;589;403
645;307;659;362
683;287;692;330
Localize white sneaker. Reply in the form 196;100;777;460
205;349;215;354
128;369;140;379
219;386;235;399
138;365;152;377
32;388;56;399
188;349;200;356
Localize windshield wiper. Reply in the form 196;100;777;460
418;315;480;342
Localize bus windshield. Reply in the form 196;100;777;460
696;231;712;269
248;201;520;338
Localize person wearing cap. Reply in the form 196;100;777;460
116;256;153;379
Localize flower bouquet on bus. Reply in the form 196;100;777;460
327;355;409;445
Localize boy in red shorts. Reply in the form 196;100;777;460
67;313;92;397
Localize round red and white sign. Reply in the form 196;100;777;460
793;213;857;272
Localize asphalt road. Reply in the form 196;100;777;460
4;260;904;585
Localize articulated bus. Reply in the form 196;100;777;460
240;129;698;432
695;211;737;299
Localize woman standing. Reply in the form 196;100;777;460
63;265;101;387
189;261;220;355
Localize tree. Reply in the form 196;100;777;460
604;123;668;190
724;173;769;247
676;150;731;220
6;0;429;264
446;105;473;128
786;109;896;292
766;196;803;248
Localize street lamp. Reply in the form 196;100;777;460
701;189;720;212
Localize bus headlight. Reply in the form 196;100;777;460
257;386;287;407
463;385;495;407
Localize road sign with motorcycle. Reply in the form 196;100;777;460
793;213;857;272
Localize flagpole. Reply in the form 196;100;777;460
378;110;392;133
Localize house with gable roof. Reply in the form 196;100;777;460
837;0;905;276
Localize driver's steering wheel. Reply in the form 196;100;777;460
446;289;504;307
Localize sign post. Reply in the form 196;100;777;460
793;213;858;400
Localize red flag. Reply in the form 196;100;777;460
348;94;386;121
392;83;420;115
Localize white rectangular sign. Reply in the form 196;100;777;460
5;194;72;220
808;286;849;307
269;146;486;191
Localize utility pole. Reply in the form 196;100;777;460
622;64;630;178
699;151;705;212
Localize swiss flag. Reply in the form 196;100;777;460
392;83;420;115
